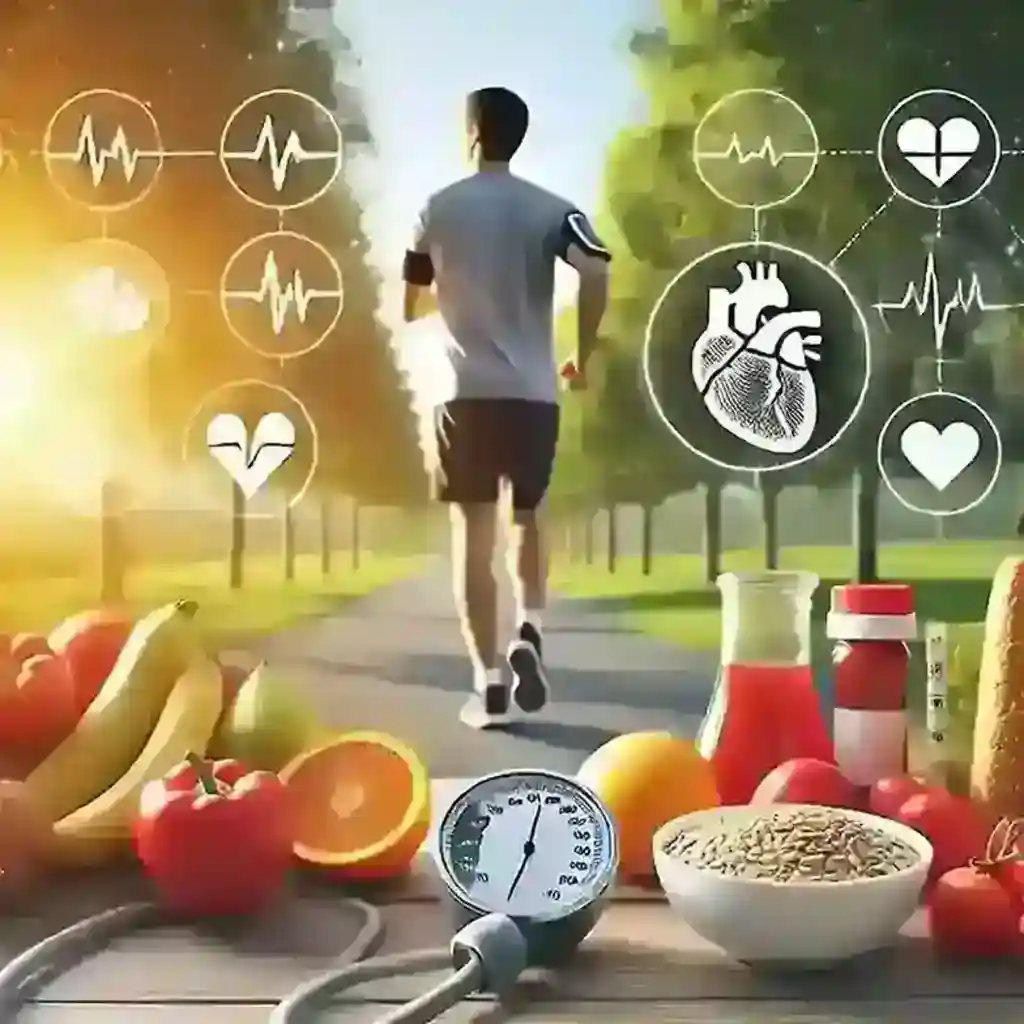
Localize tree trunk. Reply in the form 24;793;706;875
229;481;244;590
761;483;780;570
640;504;654;575
320;494;332;577
702;482;722;584
606;505;617;573
584;513;594;564
852;466;879;582
100;478;126;604
282;501;296;582
350;499;361;570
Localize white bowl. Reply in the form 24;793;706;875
653;804;932;966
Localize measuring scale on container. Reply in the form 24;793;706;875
435;769;618;966
698;570;834;804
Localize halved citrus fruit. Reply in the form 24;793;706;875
280;731;430;880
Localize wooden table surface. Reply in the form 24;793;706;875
7;859;1024;1023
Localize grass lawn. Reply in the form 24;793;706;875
0;553;427;639
552;541;1013;651
552;541;1018;783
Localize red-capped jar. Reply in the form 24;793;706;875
826;584;916;787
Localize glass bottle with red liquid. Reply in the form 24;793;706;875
698;571;833;804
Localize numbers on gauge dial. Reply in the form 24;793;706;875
443;776;607;919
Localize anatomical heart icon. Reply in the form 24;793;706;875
692;262;822;454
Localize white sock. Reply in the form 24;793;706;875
475;667;502;694
520;610;542;632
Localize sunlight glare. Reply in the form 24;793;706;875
0;345;38;426
67;266;152;337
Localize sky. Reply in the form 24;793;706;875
340;0;653;324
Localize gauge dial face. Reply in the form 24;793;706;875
437;770;617;922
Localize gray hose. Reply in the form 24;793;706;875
270;948;469;1024
0;898;494;1023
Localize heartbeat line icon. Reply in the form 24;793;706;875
47;115;160;185
223;249;343;335
698;135;817;166
874;250;1024;351
222;115;340;192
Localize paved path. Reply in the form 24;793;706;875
233;562;718;778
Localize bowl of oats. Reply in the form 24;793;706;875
653;803;932;965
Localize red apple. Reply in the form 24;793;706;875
751;758;860;808
869;775;928;819
896;788;989;882
10;634;51;664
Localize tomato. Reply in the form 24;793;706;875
868;775;927;819
895;788;989;883
135;755;293;917
752;758;860;808
0;654;77;758
928;865;1020;958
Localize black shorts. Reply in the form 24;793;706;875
433;399;559;510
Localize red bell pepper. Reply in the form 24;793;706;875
134;754;293;917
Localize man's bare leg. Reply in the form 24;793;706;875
506;506;550;712
451;502;507;727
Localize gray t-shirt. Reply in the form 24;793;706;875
403;172;609;404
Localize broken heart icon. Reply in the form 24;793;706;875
207;412;296;498
692;262;822;455
895;117;980;188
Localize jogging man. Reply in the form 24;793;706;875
403;86;610;728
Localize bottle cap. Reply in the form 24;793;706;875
827;584;917;640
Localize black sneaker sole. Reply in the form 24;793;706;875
507;641;549;713
484;683;510;717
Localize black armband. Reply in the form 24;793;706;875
403;249;434;286
555;211;611;262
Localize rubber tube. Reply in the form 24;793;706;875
269;948;462;1024
0;898;488;1024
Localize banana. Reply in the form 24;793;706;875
25;599;201;821
50;653;224;866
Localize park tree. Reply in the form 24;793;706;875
589;0;882;576
605;0;1024;579
1;0;422;521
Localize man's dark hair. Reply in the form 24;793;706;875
467;87;529;162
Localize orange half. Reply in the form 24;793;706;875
280;731;430;880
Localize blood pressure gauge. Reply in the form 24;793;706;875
435;769;618;966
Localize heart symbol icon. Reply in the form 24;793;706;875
899;420;980;491
206;412;296;498
895;117;980;187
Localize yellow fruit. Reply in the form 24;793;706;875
210;662;327;771
280;731;430;880
25;600;201;821
577;731;719;881
51;654;223;866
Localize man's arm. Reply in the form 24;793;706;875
402;201;437;322
557;212;611;379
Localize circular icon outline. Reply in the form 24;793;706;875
43;88;164;213
219;88;344;211
693;89;820;210
52;236;171;341
182;378;319;514
642;239;872;474
219;229;344;360
876;89;1001;210
876;390;1002;517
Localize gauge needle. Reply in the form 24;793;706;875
506;802;543;901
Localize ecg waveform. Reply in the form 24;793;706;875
48;116;159;185
222;116;340;192
224;250;342;335
874;250;1024;352
698;134;816;166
